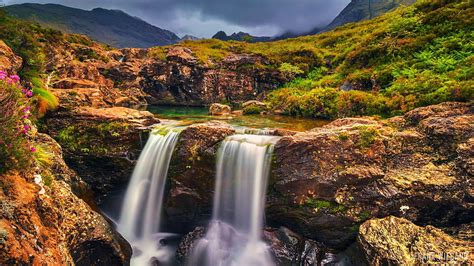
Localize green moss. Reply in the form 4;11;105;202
338;132;350;141
0;227;8;245
305;198;347;213
42;172;53;187
55;122;129;155
358;211;372;222
357;126;381;148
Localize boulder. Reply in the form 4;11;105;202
268;102;473;249
45;107;159;201
209;103;232;116
358;216;473;265
165;122;235;233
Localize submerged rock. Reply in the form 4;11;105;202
209;103;232;116
357;216;473;265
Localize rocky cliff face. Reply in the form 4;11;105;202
0;134;131;265
41;40;286;109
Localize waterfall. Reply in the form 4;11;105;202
118;126;180;266
188;134;280;266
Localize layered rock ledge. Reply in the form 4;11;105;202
45;107;159;200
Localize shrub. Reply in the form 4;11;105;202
0;73;35;173
242;104;265;115
279;63;304;79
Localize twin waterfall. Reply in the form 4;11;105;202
118;128;279;265
118;128;180;265
188;135;279;266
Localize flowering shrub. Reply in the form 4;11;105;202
0;71;35;173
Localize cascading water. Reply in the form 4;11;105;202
118;126;180;266
188;134;280;266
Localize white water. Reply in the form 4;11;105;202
118;127;180;266
189;134;280;266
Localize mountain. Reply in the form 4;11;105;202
3;3;180;48
180;35;201;41
323;0;417;31
212;31;272;43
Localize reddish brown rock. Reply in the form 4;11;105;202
0;40;22;73
0;134;131;265
358;216;473;265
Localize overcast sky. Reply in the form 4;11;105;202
5;0;350;37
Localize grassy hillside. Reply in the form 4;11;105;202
150;0;473;118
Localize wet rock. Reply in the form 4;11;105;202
0;134;131;265
0;40;22;73
45;107;159;201
175;227;206;264
165;122;235;233
209;103;232;116
268;102;473;249
358;216;473;265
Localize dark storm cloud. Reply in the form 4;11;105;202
5;0;349;37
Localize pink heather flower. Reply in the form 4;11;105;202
30;147;37;152
26;91;33;97
9;75;20;83
0;72;7;80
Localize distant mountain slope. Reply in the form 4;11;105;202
323;0;416;31
4;3;180;48
212;31;272;43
